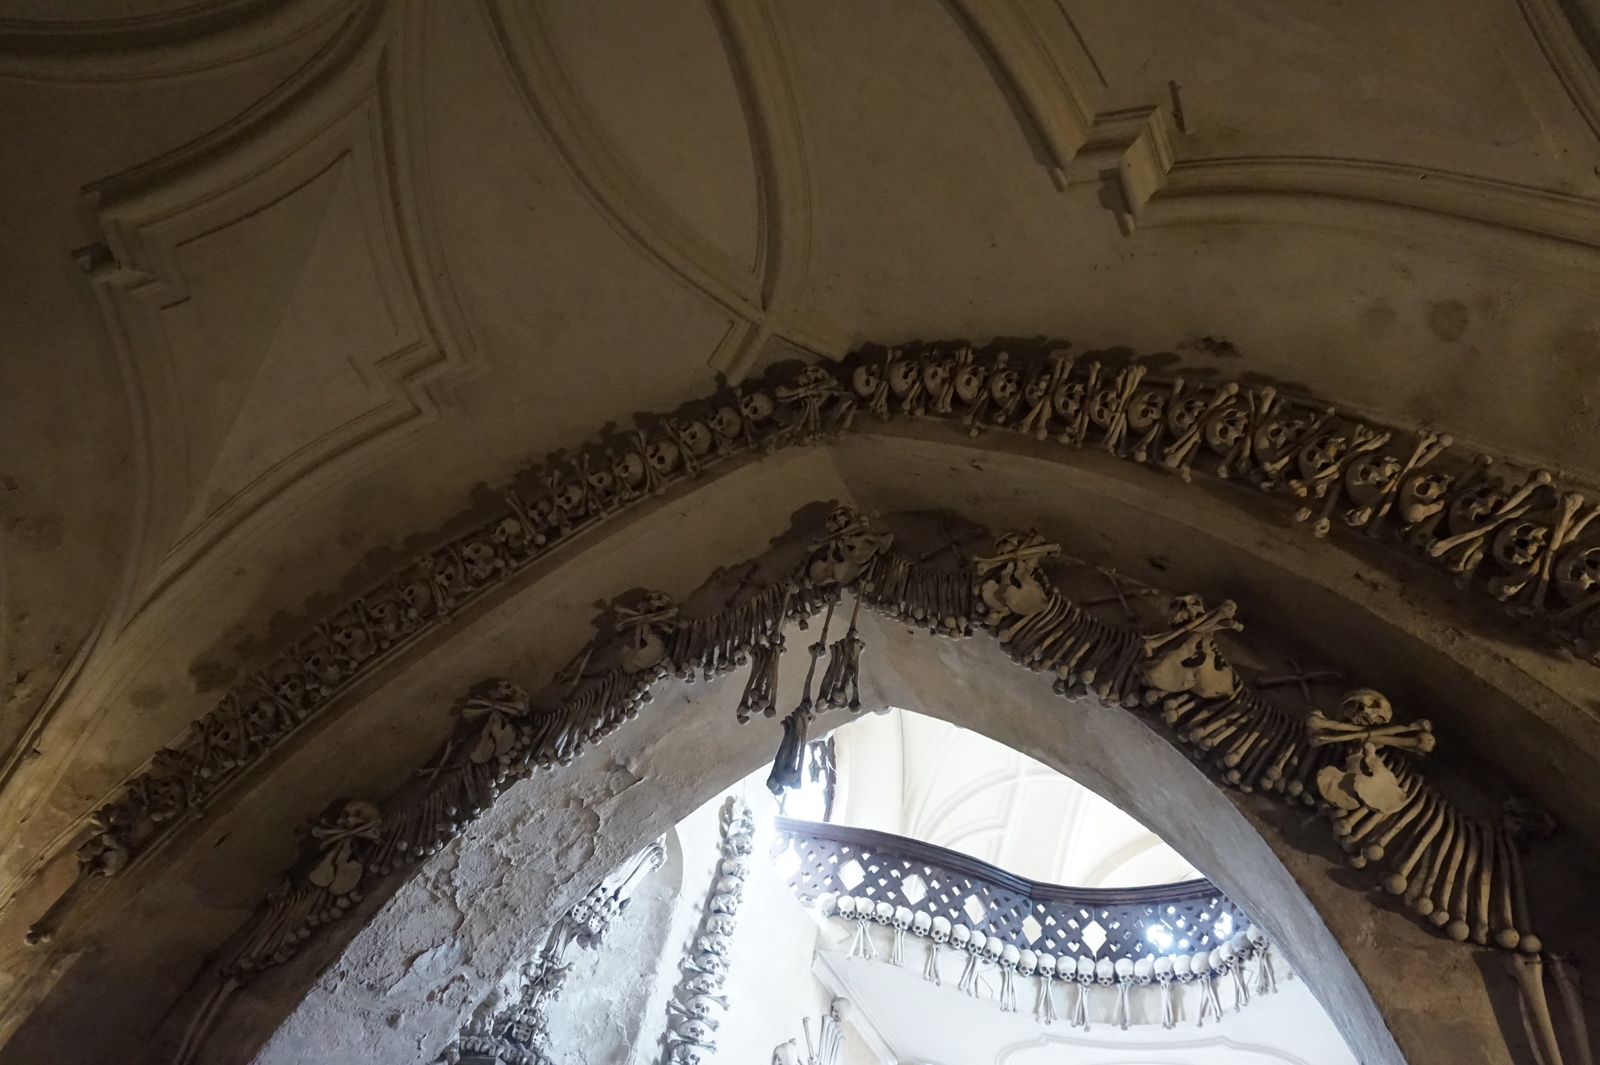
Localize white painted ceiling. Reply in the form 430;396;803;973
817;708;1199;888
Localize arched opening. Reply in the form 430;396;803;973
7;439;1591;1065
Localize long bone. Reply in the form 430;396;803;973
1408;809;1456;915
1445;818;1482;941
1493;492;1585;603
1238;710;1301;790
1549;956;1594;1065
1524;495;1597;615
1493;825;1521;950
1510;952;1567;1065
1098;365;1148;455
1062;362;1102;446
1472;827;1497;947
1164;382;1240;480
1018;353;1074;440
1427;469;1554;569
1353;429;1451;533
1356;777;1432;862
1431;812;1470;928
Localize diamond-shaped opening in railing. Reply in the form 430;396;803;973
1082;920;1108;956
839;858;866;890
902;874;928;905
1021;915;1043;944
963;894;987;926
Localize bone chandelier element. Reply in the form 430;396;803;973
142;504;1553;1029
32;344;1594;947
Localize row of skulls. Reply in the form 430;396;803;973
815;891;1273;1030
665;799;757;1065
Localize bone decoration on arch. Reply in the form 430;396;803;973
35;346;1600;956
136;501;1575;1064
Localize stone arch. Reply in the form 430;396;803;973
6;385;1594;1065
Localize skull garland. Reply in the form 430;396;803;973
973;531;1059;628
1139;595;1241;702
1309;688;1433;818
663;799;753;1065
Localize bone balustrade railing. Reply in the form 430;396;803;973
29;344;1597;950
775;817;1250;967
775;817;1272;1030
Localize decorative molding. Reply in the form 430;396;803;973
478;0;848;375
958;0;1600;258
442;838;666;1065
24;346;1597;948
0;0;366;82
660;797;753;1065
83;8;474;615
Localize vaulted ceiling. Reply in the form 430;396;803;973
3;0;1600;1058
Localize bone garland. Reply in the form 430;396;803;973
816;895;1279;1030
662;798;755;1065
445;839;666;1065
45;347;1597;946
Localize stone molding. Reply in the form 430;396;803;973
24;345;1598;948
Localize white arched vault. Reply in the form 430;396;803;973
3;428;1594;1065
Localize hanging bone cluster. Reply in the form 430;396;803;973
661;798;756;1065
817;893;1276;1032
50;339;1594;947
444;839;666;1065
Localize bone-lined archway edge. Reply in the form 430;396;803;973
6;426;1593;1065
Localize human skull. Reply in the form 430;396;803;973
698;933;732;956
1035;953;1056;979
672;1041;705;1065
1076;956;1095;982
1172;953;1191;979
1191;950;1213;976
554;482;586;514
709;406;743;440
695;952;729;976
922;358;952;397
954;363;988;405
912;911;932;936
1297;431;1349;482
1246;924;1265;948
893;906;913;931
1095;958;1116;986
967;930;987;956
685;972;723;995
1000;944;1022;971
853;363;883;399
1493;519;1549;569
951;923;971;949
874;901;894;924
678;420;714;457
1204;405;1249;452
1126;389;1165;431
721;856;750;878
646;438;681;475
1154;955;1174;981
835;896;856;918
1052;380;1087;419
1166;394;1208;434
1448;482;1505;534
739;391;774;422
988;368;1021;409
1208;946;1228;972
1115;957;1135;983
930;916;951;944
1344;454;1402;505
1397;470;1451;525
1341;688;1392;726
981;935;1002;963
676;1018;716;1046
815;892;838;917
706;913;736;936
888;356;920;397
683;994;722;1019
1557;544;1600;604
1253;415;1305;458
1230;931;1252;956
1133;955;1155;984
1017;949;1037;976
